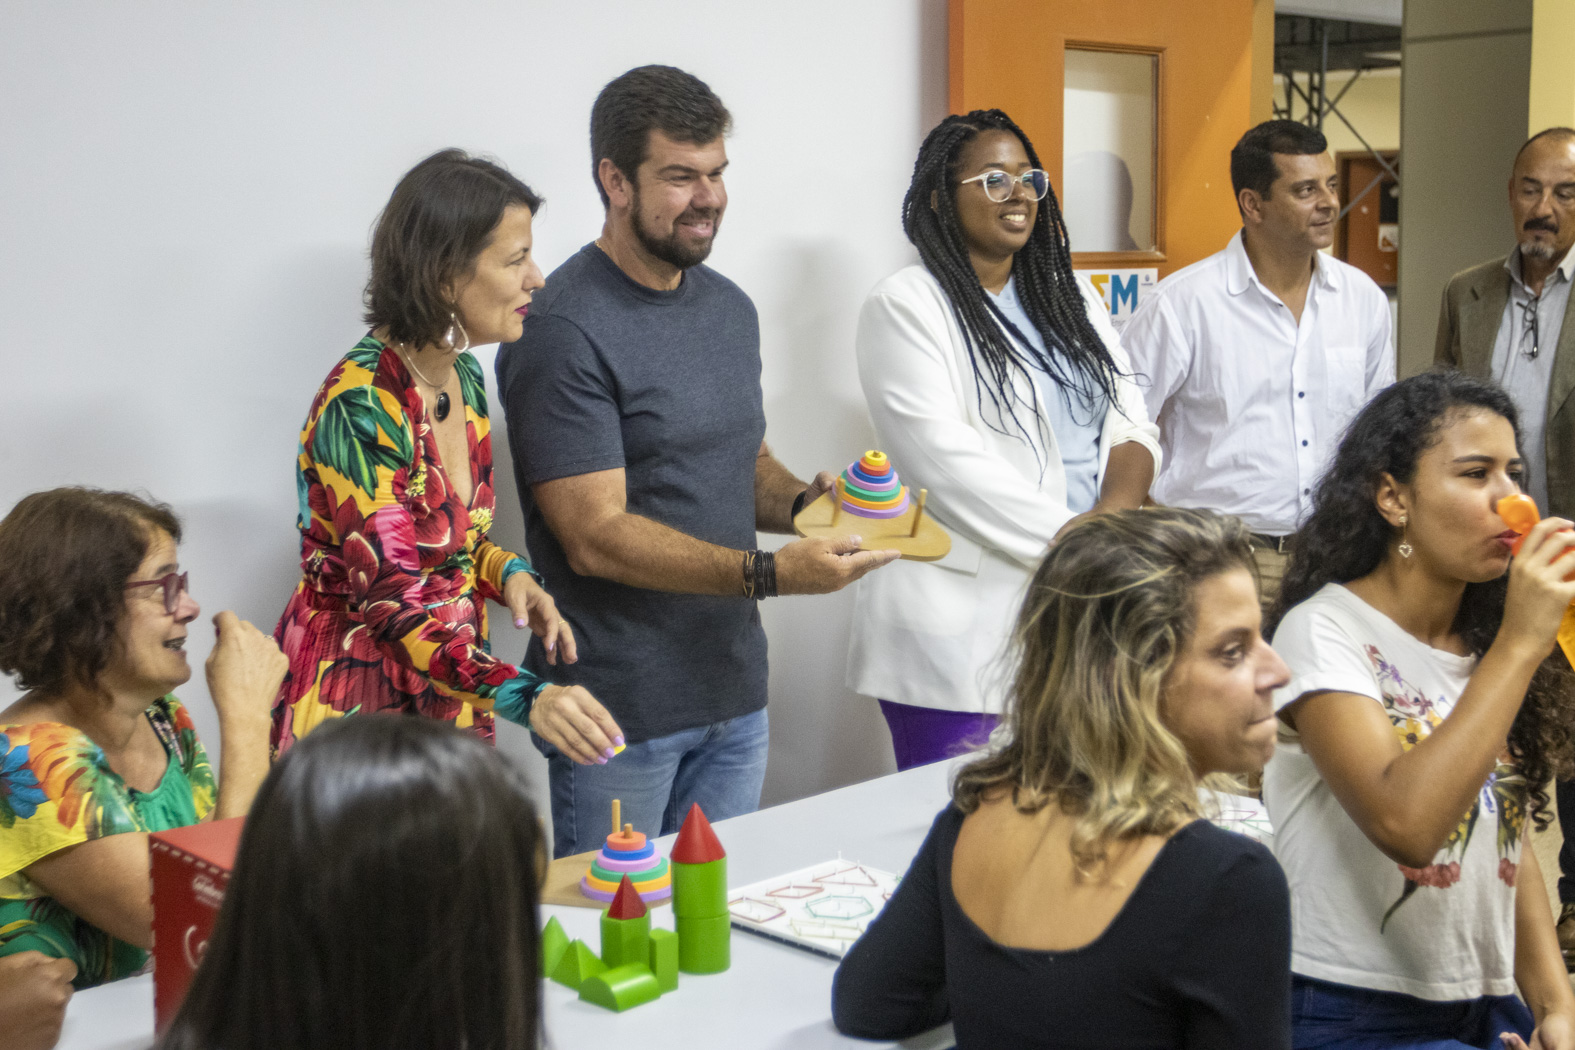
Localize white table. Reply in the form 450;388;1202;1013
60;761;961;1050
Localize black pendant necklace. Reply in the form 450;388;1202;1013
398;345;453;422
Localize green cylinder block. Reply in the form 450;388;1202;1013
675;912;731;974
600;911;651;970
578;963;662;1012
671;857;727;918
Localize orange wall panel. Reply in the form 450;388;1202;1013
950;0;1254;277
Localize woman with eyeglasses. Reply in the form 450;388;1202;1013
0;488;285;987
847;109;1161;769
270;149;621;764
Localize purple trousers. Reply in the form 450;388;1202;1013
877;699;999;772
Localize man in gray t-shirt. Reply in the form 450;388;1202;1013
495;65;896;857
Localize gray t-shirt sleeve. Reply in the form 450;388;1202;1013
502;313;627;486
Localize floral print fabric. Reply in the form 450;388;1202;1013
1364;644;1527;930
0;696;214;987
271;337;540;752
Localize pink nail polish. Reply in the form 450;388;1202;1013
515;618;525;628
613;735;625;746
596;756;608;765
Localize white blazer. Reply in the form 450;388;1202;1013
845;264;1162;714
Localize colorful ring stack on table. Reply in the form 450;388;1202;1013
581;819;673;904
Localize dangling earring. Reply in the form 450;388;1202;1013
443;312;471;353
1397;513;1414;559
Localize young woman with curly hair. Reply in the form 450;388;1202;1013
1265;371;1575;1049
834;508;1293;1048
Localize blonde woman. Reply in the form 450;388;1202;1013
833;509;1293;1049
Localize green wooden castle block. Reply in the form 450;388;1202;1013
676;912;731;974
601;909;651;969
541;915;570;977
578;962;662;1012
550;939;606;990
648;927;679;992
671;858;727;918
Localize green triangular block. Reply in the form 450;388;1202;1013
550;939;606;990
541;915;570;976
579;962;662;1012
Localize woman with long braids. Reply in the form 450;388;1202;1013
1265;371;1575;1048
847;109;1160;769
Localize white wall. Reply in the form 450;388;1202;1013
0;1;948;822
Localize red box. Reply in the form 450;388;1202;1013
149;817;244;1033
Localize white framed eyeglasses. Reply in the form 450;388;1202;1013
959;168;1050;203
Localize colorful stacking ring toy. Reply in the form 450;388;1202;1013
837;451;910;519
582;808;673;904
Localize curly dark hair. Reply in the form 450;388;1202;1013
903;110;1124;466
364;149;542;350
0;488;181;696
1271;370;1575;828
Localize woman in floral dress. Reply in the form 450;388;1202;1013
0;488;284;986
272;150;620;766
1265;372;1575;1048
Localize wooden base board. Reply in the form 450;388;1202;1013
793;490;951;562
541;849;672;910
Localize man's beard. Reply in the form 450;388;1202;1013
1520;220;1559;260
632;181;720;270
1521;237;1557;261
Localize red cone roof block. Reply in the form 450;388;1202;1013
607;874;648;920
670;802;725;864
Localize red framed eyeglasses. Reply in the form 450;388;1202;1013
124;571;189;615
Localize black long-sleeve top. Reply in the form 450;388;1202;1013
831;805;1291;1049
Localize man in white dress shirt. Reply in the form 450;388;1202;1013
1123;120;1394;600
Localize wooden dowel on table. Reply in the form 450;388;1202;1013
612;799;620;838
831;477;844;526
909;488;929;538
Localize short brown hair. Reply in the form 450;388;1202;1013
590;65;732;208
0;488;181;695
363;149;542;349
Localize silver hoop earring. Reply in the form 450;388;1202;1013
444;313;471;353
1397;514;1413;559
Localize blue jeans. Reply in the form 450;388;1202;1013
537;707;770;858
1292;974;1534;1049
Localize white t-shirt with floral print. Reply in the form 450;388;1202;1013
1264;583;1525;1001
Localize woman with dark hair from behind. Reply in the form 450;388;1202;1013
160;716;544;1050
1265;371;1575;1047
834;508;1293;1048
846;109;1161;771
271;149;621;766
0;488;284;987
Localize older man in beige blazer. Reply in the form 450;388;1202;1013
1435;127;1575;961
1435;128;1575;522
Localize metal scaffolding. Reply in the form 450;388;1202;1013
1273;14;1401;220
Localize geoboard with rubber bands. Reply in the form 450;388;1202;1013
726;858;901;960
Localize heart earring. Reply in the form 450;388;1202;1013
1398;514;1413;559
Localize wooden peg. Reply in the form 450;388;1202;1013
611;799;620;837
909;488;929;538
623;823;634;835
831;477;844;526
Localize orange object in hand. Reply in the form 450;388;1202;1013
1497;494;1541;555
